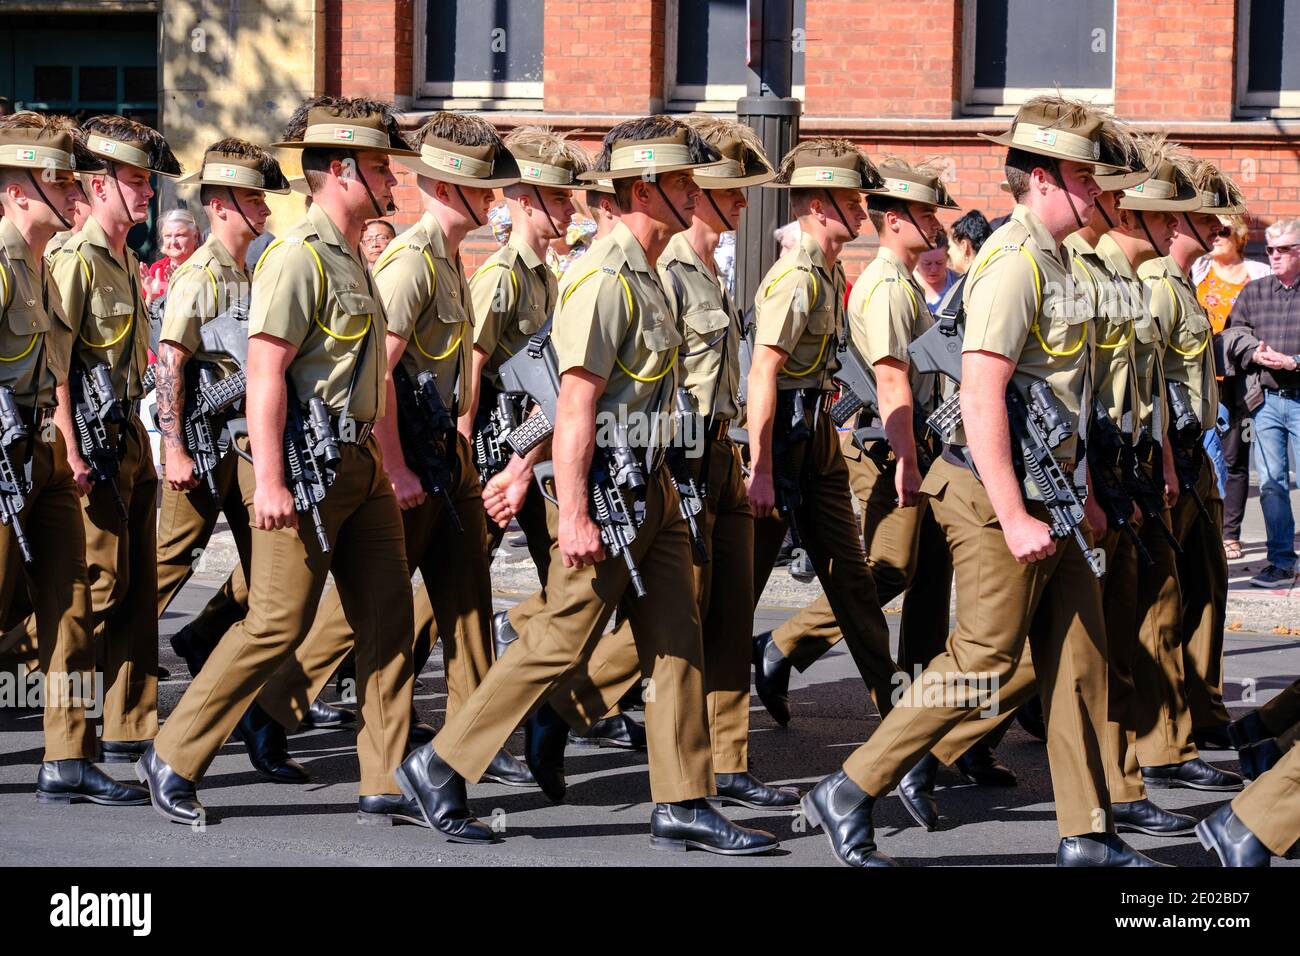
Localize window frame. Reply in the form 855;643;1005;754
960;0;1115;116
1236;0;1300;118
663;0;804;112
412;0;543;111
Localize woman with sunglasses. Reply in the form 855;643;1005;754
1192;216;1270;560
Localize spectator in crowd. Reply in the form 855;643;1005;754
143;208;201;306
1221;218;1300;588
1194;215;1271;558
774;220;801;256
914;227;958;314
361;218;396;267
948;209;993;274
545;194;598;277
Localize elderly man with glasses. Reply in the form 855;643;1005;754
1221;219;1300;588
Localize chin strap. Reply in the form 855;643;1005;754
358;169;388;217
902;206;934;250
822;188;853;235
226;186;261;238
25;169;71;230
1182;212;1211;252
1097;201;1116;230
704;189;734;233
105;161;138;225
1135;210;1162;254
652;179;690;230
454;185;483;228
531;185;563;240
1048;158;1085;231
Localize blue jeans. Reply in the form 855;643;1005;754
1251;391;1300;570
1204;402;1228;497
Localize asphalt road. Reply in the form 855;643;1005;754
1;575;1295;868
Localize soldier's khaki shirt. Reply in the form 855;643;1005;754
45;229;74;264
249;203;386;423
373;212;474;410
848;245;935;408
160;234;247;378
1142;255;1217;430
961;204;1093;462
1068;233;1138;440
658;230;740;422
552;221;682;431
53;214;149;400
753;231;846;392
469;231;557;390
0;218;69;408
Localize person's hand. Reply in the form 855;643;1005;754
746;468;776;518
1253;342;1290;370
1162;442;1180;510
253;481;299;531
389;464;427;511
558;509;604;569
165;448;199;492
67;450;94;496
1002;512;1056;564
895;460;923;508
483;468;532;528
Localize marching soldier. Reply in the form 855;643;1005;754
745;139;903;723
801;97;1159;867
46;115;183;761
397;116;779;854
0;113;148;806
249;112;534;785
1198;742;1300;866
1144;158;1243;752
137;96;429;826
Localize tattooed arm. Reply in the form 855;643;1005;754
156;341;198;491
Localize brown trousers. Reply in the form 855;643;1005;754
434;466;715;803
754;411;900;716
0;431;97;760
772;433;952;675
1170;452;1230;732
1232;742;1300;856
842;458;1111;838
1260;678;1300;738
516;437;756;772
258;434;494;728
1099;528;1146;803
154;438;414;795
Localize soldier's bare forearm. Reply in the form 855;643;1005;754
747;346;784;475
154;342;190;450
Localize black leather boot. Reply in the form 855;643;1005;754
1227;710;1271;750
568;713;646;750
357;793;426;827
1056;833;1167;867
1142;758;1243;792
649;799;779;855
408;705;436;746
1238;740;1283;781
524;702;568;803
897;753;940;831
135;744;205;825
100;739;150;763
235;704;310;783
954;741;1017;786
752;632;792;726
802;770;897;867
394;745;495;844
1196;803;1274;867
300;698;355;729
1112;799;1197;837
169;622;218;679
491;610;518;662
36;759;149;806
713;772;800;811
483;748;536;788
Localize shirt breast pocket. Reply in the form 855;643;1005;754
1039;293;1089;356
326;289;376;343
87;289;134;345
682;305;730;341
2;305;50;356
804;298;836;336
641;310;684;354
517;301;546;336
1133;314;1160;346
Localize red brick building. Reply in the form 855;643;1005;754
323;0;1300;278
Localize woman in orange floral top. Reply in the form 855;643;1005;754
1192;216;1270;558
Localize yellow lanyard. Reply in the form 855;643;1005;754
1159;276;1210;358
468;259;520;357
766;267;829;378
0;264;39;362
255;237;372;341
74;250;138;349
562;267;677;383
377;242;463;361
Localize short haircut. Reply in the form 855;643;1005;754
1265;218;1300;243
866;195;909;232
1003;148;1046;201
364;218;396;237
156;208;199;242
951;210;994;250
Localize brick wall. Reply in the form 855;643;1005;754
325;0;1299;286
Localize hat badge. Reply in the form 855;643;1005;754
634;148;655;162
333;127;355;142
1033;129;1058;147
523;164;542;179
16;148;35;162
444;155;463;169
816;169;835;181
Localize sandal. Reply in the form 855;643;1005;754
1223;540;1243;560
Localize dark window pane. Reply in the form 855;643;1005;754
425;0;543;86
79;66;117;102
123;66;156;103
33;65;72;101
676;0;805;91
973;0;1113;90
1247;0;1300;93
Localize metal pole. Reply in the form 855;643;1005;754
735;0;801;313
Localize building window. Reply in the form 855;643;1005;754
666;0;805;111
962;0;1114;114
1237;0;1300;116
415;0;543;108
